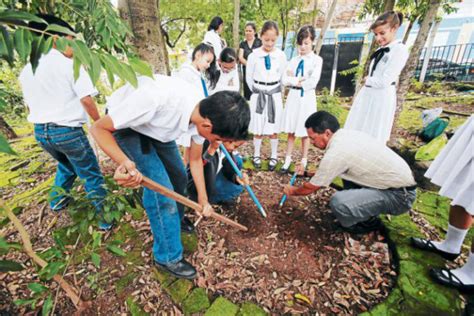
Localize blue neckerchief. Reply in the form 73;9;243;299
201;77;209;97
264;55;271;70
295;59;304;97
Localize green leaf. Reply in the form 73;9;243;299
0;98;6;111
0;259;24;272
28;282;48;294
42;36;53;54
0;134;16;155
92;231;102;248
13;28;32;63
72;54;81;82
30;35;45;73
0;10;46;24
39;261;65;280
119;63;137;87
129;58;153;78
54;37;68;53
0;26;14;65
45;24;76;37
13;298;37;306
42;294;53;316
70;40;92;69
106;244;126;257
91;252;101;267
88;52;101;85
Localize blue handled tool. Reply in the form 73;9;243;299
219;144;267;218
279;172;297;208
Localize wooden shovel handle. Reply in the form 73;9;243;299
141;176;248;231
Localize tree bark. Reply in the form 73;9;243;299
117;0;170;75
0;116;17;139
397;0;442;107
233;0;241;50
314;0;338;55
419;18;441;82
402;18;415;44
312;0;319;27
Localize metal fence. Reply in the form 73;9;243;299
415;43;474;82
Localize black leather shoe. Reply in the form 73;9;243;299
410;237;460;261
343;217;382;234
430;268;474;294
181;216;195;234
155;258;197;280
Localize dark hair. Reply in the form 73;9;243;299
297;25;316;45
208;16;224;31
261;20;279;37
219;47;237;63
370;11;403;30
192;43;219;89
29;14;75;38
245;22;258;38
304;111;340;133
199;91;250;140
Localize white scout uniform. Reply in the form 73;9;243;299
203;30;223;62
246;47;287;135
210;68;240;94
344;40;409;143
175;62;208;147
19;49;97;126
425;115;474;214
107;74;204;146
281;52;323;137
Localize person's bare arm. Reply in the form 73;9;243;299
80;96;100;121
90;115;142;187
189;140;213;216
284;182;320;196
238;48;247;65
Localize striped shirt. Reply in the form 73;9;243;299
310;129;416;189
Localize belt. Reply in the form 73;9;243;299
390;185;417;191
365;82;396;88
289;86;302;90
254;80;279;86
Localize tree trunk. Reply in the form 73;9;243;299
419;18;441;82
117;0;170;75
312;0;319;27
402;18;415;44
354;0;396;94
397;0;442;107
233;0;241;50
314;0;338;55
0;116;17;139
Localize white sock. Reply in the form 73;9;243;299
283;156;292;169
433;224;468;254
270;139;279;160
445;251;474;285
253;138;262;158
301;158;308;168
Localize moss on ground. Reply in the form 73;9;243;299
182;288;210;315
181;232;198;253
116;272;138;294
165;278;193;304
126;296;149;316
204;297;239;316
238;302;267;316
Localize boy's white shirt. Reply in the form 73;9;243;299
107;74;204;145
203;30;223;62
19;49;97;127
211;68;240;94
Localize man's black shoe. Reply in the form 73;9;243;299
344;217;382;234
181;216;195;234
155;258;197;279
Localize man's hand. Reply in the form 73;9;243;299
236;172;250;186
283;185;297;196
296;78;305;88
199;200;213;217
114;160;143;188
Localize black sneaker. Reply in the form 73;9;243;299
181;216;195;234
155;258;197;279
344;217;382;234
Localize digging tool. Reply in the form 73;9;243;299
219;144;267;218
137;176;248;231
279;172;297;208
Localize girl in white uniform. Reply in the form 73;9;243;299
344;11;408;144
280;25;323;173
211;47;240;94
246;21;287;171
177;43;218;165
203;16;225;62
411;115;474;293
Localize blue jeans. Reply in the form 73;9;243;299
211;155;244;204
114;129;187;264
34;124;106;212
